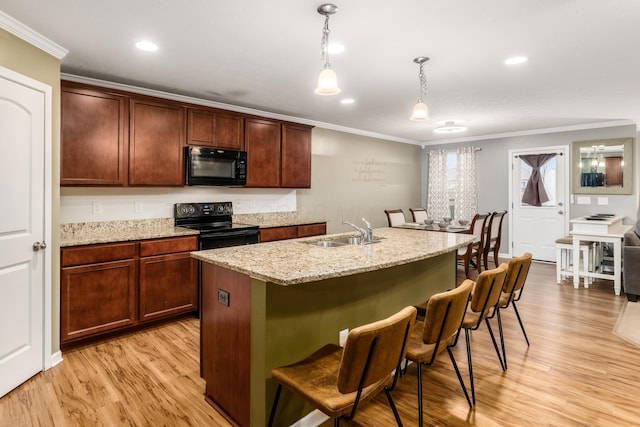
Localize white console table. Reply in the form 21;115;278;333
570;215;633;295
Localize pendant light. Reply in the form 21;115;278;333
409;57;429;121
315;4;341;95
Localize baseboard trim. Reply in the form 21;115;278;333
46;351;63;370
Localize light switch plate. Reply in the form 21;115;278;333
577;196;591;205
597;197;609;205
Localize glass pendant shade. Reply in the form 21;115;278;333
410;102;429;121
315;67;341;95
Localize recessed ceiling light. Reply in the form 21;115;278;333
328;42;345;54
340;98;354;104
136;40;158;52
434;121;467;134
505;56;527;65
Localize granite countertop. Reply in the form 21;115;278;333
60;218;199;247
233;212;325;228
191;227;474;286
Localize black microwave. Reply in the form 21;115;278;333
184;146;247;186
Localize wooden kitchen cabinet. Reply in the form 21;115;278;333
187;107;244;150
297;222;326;237
139;236;198;322
259;222;326;242
129;97;186;186
245;117;281;187
60;236;198;346
60;242;138;343
61;82;129;186
281;122;312;188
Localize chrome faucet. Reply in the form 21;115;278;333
361;217;373;243
343;217;373;244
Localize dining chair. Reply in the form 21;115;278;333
483;210;507;270
457;213;489;278
268;306;417;427
409;208;428;223
384;209;406;227
456;263;508;404
494;252;532;369
405;280;474;426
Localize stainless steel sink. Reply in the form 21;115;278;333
310;240;348;247
307;237;382;247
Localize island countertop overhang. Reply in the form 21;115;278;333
191;227;475;286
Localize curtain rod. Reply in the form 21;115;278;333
513;152;564;158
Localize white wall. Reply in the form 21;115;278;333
298;128;422;234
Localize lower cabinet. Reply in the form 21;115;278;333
139;252;198;322
60;236;198;346
259;222;326;243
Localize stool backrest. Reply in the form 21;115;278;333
338;306;417;393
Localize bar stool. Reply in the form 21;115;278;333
555;236;596;287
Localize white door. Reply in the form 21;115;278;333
509;146;569;262
0;67;50;397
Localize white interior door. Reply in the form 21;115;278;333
510;146;569;262
0;67;50;397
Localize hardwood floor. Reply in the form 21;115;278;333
2;261;640;426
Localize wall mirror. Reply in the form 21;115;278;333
572;137;633;195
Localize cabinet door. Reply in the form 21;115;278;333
129;98;185;186
61;83;128;186
259;226;298;242
245;117;281;187
297;223;326;238
61;259;137;343
281;123;313;188
187;108;244;150
139;252;198;322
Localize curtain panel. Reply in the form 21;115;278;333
427;149;450;220
520;153;556;206
455;146;478;221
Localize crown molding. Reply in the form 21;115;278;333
0;11;68;59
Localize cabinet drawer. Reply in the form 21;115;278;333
297;223;326;238
61;242;138;267
139;236;198;257
259;226;298;242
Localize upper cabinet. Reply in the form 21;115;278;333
245;117;282;188
187;107;244;150
281;122;312;188
129;97;185;186
60;80;313;188
245;119;313;188
61;83;129;186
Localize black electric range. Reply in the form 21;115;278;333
174;202;259;250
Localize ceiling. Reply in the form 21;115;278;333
2;0;640;145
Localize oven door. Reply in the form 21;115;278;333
199;229;259;250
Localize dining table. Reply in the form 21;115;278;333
396;222;471;233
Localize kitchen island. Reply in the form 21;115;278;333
192;227;474;426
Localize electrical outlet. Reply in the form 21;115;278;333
339;328;349;347
92;201;103;214
218;289;230;306
134;201;144;212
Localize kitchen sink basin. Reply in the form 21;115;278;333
307;237;382;247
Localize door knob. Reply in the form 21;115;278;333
558;210;564;215
32;241;47;251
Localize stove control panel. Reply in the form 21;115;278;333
174;201;233;219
